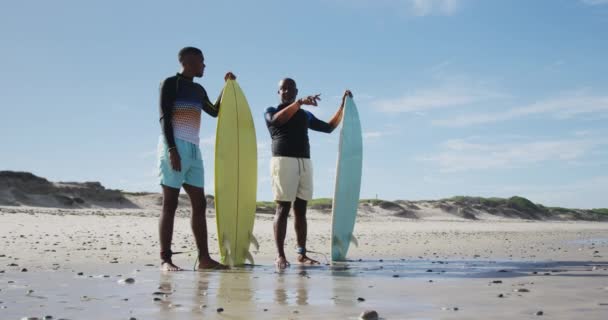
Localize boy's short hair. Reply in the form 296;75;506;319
178;47;202;62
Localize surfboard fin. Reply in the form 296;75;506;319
249;234;260;253
222;237;234;267
245;250;255;265
350;234;359;248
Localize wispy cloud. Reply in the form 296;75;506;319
327;0;463;16
433;90;608;127
363;131;386;139
580;0;608;6
373;82;505;113
420;136;604;172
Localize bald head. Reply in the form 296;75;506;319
278;78;298;104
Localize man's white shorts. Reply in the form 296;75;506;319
270;156;313;202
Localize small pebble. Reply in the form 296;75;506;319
392;274;400;278
153;297;162;301
492;280;503;284
514;288;530;293
498;294;504;298
536;311;544;316
357;297;365;302
217;307;224;313
77;272;84;276
118;278;135;284
360;310;379;320
21;268;28;272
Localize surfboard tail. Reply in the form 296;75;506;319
333;235;346;261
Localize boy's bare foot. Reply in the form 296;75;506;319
197;257;228;270
296;254;319;265
275;256;290;269
161;261;182;271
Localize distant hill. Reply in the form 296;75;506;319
1;171;606;221
0;171;136;208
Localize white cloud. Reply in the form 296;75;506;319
581;0;608;5
433;90;608;127
363;131;386;139
373;83;504;113
421;137;604;172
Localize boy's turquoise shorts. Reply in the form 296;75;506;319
158;136;204;189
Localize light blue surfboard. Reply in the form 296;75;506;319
331;96;363;261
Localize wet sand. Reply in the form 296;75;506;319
1;209;608;319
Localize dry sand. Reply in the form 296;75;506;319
1;206;608;319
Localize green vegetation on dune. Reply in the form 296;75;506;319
506;196;541;213
308;198;333;207
447;196;505;207
255;201;276;207
359;199;383;206
591;208;608;215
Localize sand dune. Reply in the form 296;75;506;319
1;171;606;221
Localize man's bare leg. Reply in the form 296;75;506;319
293;197;319;265
183;184;226;270
274;201;291;269
160;185;181;271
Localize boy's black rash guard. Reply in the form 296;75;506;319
158;73;221;148
265;102;334;159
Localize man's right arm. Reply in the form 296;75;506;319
159;78;177;149
266;95;321;126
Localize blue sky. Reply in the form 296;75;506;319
1;0;607;208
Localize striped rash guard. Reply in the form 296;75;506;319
158;73;221;147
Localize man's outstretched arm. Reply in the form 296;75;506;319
267;95;321;126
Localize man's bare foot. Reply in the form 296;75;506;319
296;254;320;265
161;261;182;271
197;257;228;270
275;256;290;269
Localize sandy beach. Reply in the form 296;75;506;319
1;206;607;319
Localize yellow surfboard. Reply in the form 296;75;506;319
214;79;258;266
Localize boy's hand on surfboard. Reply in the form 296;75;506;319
169;149;182;172
298;94;321;107
224;72;237;81
341;90;353;108
342;90;353;100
